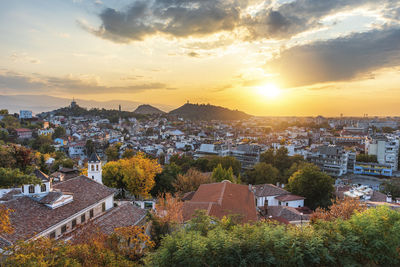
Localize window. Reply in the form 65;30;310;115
29;185;35;194
96;164;99;171
41;184;47;192
286;203;288;206
72;219;77;228
81;214;86;223
61;225;67;234
21;186;24;193
264;199;268;206
91;165;94;171
92;176;94;179
102;202;106;212
49;231;56;239
278;201;282;206
90;209;94;218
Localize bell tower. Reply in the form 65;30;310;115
87;152;102;184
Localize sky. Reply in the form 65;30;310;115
0;0;400;116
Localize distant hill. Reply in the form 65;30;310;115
0;95;174;114
133;104;165;115
169;103;251;121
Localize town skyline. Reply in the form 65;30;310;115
1;0;400;116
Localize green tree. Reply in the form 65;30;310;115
211;164;235;183
105;143;121;161
169;154;194;173
151;163;182;197
260;148;274;165
381;179;400;198
52;126;66;139
122;149;135;159
243;162;280;185
0;167;41;188
286;163;334;209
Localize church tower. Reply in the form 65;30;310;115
87;153;102;184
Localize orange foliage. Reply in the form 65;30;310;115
120;152;162;197
111;225;154;261
173;168;213;196
0;204;13;235
155;193;183;224
310;197;367;223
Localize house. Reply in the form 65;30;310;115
0;163;146;249
15;128;33;139
253;184;305;208
182;181;258;223
19;110;32;119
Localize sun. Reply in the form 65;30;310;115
258;84;281;99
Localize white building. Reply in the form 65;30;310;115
253;184;305;208
367;136;399;171
19;110;32;119
87;153;103;184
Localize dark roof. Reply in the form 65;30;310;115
34;169;50;182
370;191;387;202
38;191;64;204
181;191;195;201
66;202;147;242
88;153;101;163
0;189;21;201
183;181;258;223
1;176;114;245
58;167;78;173
275;194;305;202
266;206;310;222
253;184;289;197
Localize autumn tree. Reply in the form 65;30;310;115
103;153;162;198
173;168;213;195
310;197;367;223
0;204;13;235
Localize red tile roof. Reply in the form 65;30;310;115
182;181;257;223
1;176;114;245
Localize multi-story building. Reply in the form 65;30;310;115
19;110;32;119
354;162;392;177
367;136;399;171
307;145;349;176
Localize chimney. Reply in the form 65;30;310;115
248;184;252;192
276;182;280;187
387;194;392;203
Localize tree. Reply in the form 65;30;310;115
51;157;74;172
274;147;291;172
286;163;334;209
122;149;135;159
103;153;162;198
30;135;55;154
260;148;274;165
105;144;121;161
0;204;13;235
173;168;213;195
151;163;181;197
85;139;95;156
150;193;183;247
381;179;400;198
243;162;280;185
211;164;235;183
0;167;41;188
310;197;367;223
146;206;400;267
52;126;66;139
205;156;241;177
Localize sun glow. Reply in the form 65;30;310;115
258;84;281;99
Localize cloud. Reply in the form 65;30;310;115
187;51;200;57
266;27;400;87
9;53;41;64
0;70;170;94
81;0;400;43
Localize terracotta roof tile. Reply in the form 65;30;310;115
1;176;114;245
275;194;305;202
183;181;257;223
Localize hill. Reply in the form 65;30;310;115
169;103;251;121
133;104;165;115
0;95;174;114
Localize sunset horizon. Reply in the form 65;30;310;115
1;0;400;116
